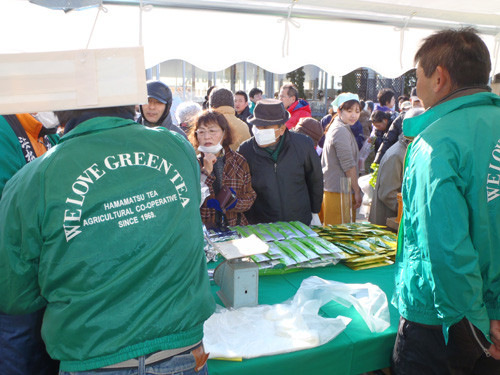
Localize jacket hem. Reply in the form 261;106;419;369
397;301;491;343
59;324;205;372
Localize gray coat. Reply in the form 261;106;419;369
369;137;408;225
321;117;359;193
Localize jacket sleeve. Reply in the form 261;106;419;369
200;170;216;207
285;110;301;130
376;151;402;212
232;158;257;213
352;121;365;150
0;164;46;314
0;118;26;198
303;139;324;213
374;115;402;164
408;139;487;334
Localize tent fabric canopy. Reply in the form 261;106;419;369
2;0;500;78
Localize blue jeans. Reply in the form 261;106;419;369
0;310;59;375
59;351;209;375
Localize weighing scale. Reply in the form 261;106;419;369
212;235;268;309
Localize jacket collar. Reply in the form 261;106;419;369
333;115;350;129
59;117;137;143
288;99;309;112
15;113;44;139
403;90;500;139
237;105;251;117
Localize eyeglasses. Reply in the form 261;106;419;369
196;129;222;137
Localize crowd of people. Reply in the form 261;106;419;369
0;27;499;375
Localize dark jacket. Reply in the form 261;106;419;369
139;113;187;139
350;120;364;150
319;113;332;148
374;111;404;164
238;130;323;225
236;105;252;134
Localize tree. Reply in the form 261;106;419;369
286;67;306;99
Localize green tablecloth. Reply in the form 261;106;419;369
207;264;399;375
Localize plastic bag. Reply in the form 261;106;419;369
358;174;374;201
292;276;390;333
203;276;389;359
200;186;210;207
310;213;322;226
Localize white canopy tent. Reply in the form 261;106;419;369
1;0;500;78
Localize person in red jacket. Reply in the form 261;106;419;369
279;83;311;129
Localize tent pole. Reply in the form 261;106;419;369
182;60;186;100
243;62;247;93
324;71;328;116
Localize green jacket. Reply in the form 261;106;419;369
0;117;215;371
0;115;58;197
393;91;500;342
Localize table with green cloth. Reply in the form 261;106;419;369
206;263;399;375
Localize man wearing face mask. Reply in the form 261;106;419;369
238;99;323;225
138;81;187;139
0;112;60;374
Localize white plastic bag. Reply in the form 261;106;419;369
310;213;322;226
292;276;390;333
358;174;374;201
203;276;390;359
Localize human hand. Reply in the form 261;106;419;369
226;188;238;210
353;189;362;209
489;320;500;360
203;153;217;175
206;199;223;213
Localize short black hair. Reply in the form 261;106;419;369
377;89;395;107
414;27;491;88
235;90;248;102
249;88;263;98
55;106;135;125
370;110;392;122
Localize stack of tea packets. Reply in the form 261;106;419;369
228;221;346;273
311;223;397;270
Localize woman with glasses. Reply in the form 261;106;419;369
189;110;256;229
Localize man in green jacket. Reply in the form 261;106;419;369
392;28;500;373
0;113;60;374
0;106;215;373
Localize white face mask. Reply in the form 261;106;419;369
198;143;223;154
253;126;277;146
34;111;59;129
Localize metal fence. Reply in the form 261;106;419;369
309;68;416;117
342;68;416;102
